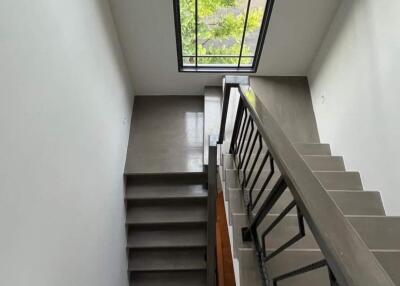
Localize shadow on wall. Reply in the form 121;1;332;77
308;0;400;215
94;0;134;101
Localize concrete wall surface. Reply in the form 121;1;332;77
0;0;133;285
309;0;400;215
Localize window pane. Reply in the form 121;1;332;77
197;56;240;66
180;0;196;56
239;56;254;66
183;56;196;66
197;0;248;64
175;0;273;71
241;0;267;59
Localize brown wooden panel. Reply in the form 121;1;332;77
216;192;236;286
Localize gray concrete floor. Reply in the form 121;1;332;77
125;96;204;174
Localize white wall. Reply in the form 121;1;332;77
110;0;339;95
0;1;133;285
309;0;400;215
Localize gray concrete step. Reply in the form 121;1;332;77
225;169;363;197
294;143;331;156
231;215;400;258
131;271;206;286
126;173;207;185
127;225;207;249
126;183;207;201
228;188;384;225
126;201;207;225
128;248;206;272
238;248;400;286
223;154;235;170
224;169;240;202
225;153;346;173
303;155;345;171
225;167;363;191
314;171;363;190
223;142;331;156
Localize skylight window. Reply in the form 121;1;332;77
173;0;274;72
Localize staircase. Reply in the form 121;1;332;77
125;174;208;285
124;96;219;286
123;78;399;286
221;142;400;285
218;77;399;286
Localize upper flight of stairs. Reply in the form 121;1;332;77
220;141;400;286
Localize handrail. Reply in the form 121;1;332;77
218;76;250;143
207;135;218;286
220;76;395;286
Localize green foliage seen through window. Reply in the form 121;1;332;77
179;0;264;65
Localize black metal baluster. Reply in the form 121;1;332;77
261;203;306;261
329;267;339;286
252;156;274;210
238;113;251;167
244;133;263;189
242;176;287;245
248;152;269;210
239;119;254;170
235;109;249;156
272;260;327;286
229;99;245;154
242;131;260;189
261;200;296;258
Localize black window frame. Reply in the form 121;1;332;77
173;0;275;73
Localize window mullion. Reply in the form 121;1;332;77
238;0;252;67
195;0;198;68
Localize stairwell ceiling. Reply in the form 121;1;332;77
109;0;340;95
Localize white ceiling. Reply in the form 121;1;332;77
109;0;340;95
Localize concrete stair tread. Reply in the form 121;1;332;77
228;188;385;216
302;155;345;171
313;171;363;190
126;202;207;225
226;168;363;192
127;225;206;248
238;248;400;286
238;248;264;286
131;271;206;286
232;214;400;254
126;173;207;185
294;143;331;156
129;248;206;272
224;141;331;156
230;154;345;172
126;184;207;200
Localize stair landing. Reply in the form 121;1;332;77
125;96;204;174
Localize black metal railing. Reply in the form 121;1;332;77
218;76;395;286
207;135;218;286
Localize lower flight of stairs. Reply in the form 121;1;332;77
220;142;400;286
125;174;208;286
